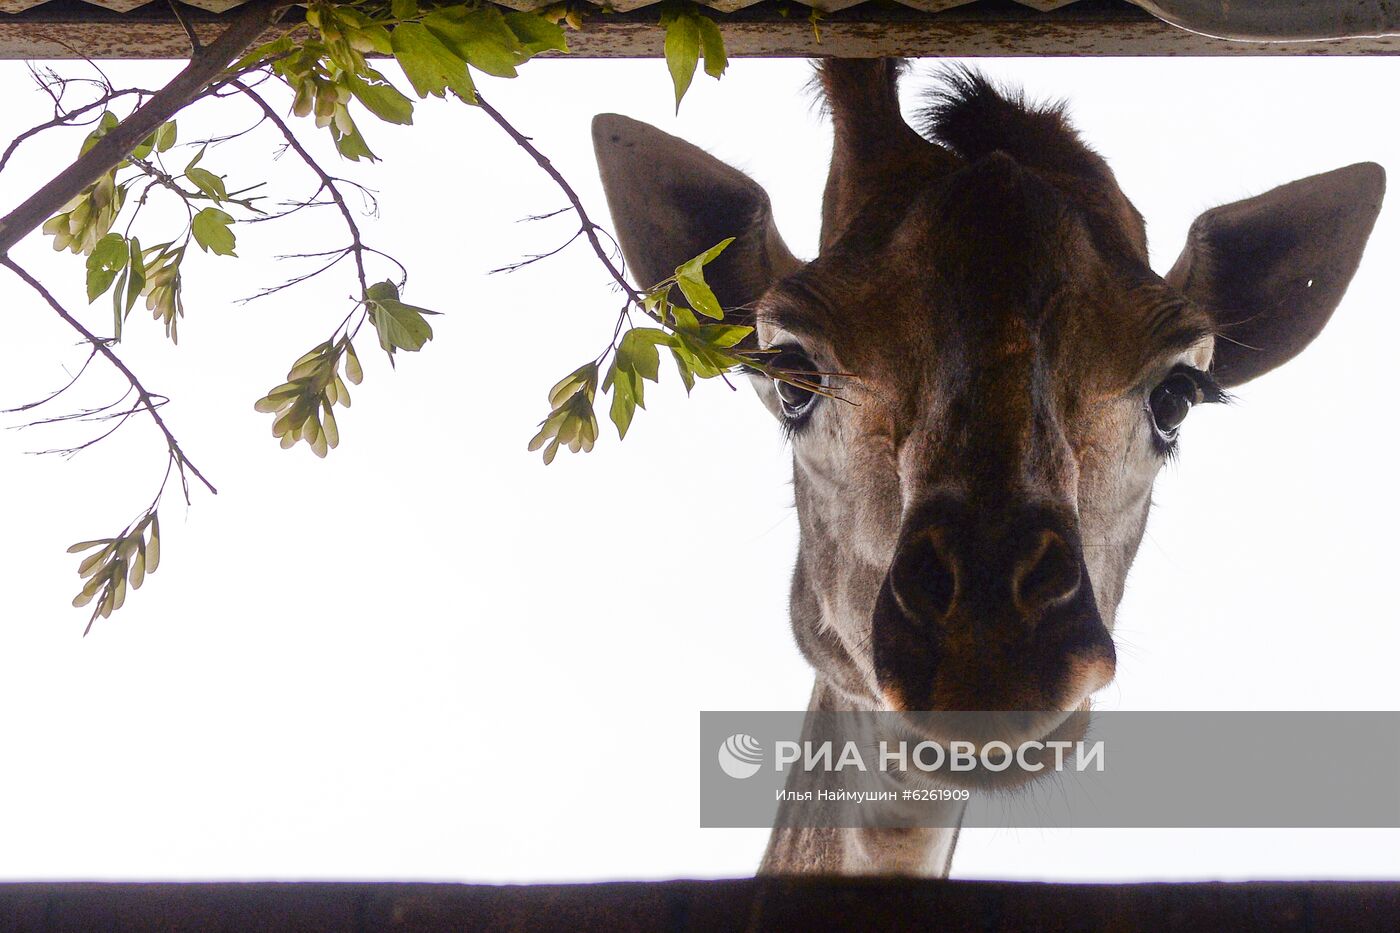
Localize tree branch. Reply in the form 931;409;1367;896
475;94;642;303
0;0;288;258
231;78;369;295
1;256;217;500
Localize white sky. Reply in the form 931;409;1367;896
1;54;1398;883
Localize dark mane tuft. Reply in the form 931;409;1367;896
918;67;1106;180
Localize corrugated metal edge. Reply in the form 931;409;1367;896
4;1;1400;60
0;0;1087;15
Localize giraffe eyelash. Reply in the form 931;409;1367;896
1148;365;1230;458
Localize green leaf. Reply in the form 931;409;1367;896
370;298;436;355
366;280;399;302
346;25;394;55
230;35;294;73
124;236;146;319
425;7;523;79
392;0;418;20
692;323;753;349
671;348;697;393
86;233;128;303
391;23;478;102
80;111;118;156
131;133;155;162
619;327;667;383
111;267;128;336
345;71;415;125
333;120;378;162
662;8;700;113
669;302;700;330
692;236;734;268
696;13;728;79
185;166;228;202
191;208;237;256
674;237;733;319
130;119;176;162
609;362;638;439
503;12;569;57
676;276;723;320
155;120;178;152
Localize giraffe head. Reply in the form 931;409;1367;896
594;61;1382;721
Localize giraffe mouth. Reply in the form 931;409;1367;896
884;707;1085;750
873;706;1099;792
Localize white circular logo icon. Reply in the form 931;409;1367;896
718;733;764;779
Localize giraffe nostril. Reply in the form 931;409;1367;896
1012;529;1082;619
890;529;958;625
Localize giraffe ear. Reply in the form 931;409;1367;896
1166;162;1384;388
592;114;801;318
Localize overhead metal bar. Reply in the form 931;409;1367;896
2;1;1400;61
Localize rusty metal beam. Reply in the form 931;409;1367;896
3;0;1400;60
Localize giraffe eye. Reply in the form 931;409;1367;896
1147;370;1205;439
770;347;822;419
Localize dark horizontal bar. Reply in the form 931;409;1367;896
4;1;1400;61
2;878;1400;931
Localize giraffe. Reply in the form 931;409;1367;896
592;59;1383;876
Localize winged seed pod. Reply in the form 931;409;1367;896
141;247;185;343
43;171;126;256
256;338;357;457
67;512;160;633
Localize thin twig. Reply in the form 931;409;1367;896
1;257;218;500
490;228;586;275
168;0;204;55
2;346;100;415
0;88;157;177
231;78;368;294
17;387;139;427
475;94;642;303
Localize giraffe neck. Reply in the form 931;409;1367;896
757;679;966;877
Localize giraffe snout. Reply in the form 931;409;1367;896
887;502;1084;629
873;498;1115;711
1010;528;1082;619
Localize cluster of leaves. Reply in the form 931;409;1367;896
659;2;728;112
530;238;754;463
68;513;161;635
243;1;569;161
44;114;246;345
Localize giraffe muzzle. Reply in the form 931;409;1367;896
872;498;1116;712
